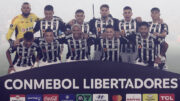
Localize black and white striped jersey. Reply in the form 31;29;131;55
8;41;39;67
136;33;161;64
62;35;94;60
95;37;127;62
89;17;119;37
66;21;91;34
66;21;96;38
119;19;138;35
34;37;63;63
33;16;66;37
89;17;119;51
148;22;168;41
118;19;138;53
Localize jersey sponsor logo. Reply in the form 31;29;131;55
126;94;141;101
21;27;33;32
10;94;25;101
112;95;122;101
93;94;108;101
43;94;59;101
159;94;175;101
76;94;92;101
60;94;75;101
143;94;158;101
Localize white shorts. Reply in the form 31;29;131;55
10;66;32;74
66;58;88;62
38;60;61;67
135;59;148;66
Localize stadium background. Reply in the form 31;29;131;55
0;0;179;76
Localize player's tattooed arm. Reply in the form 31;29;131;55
33;20;40;34
159;23;168;38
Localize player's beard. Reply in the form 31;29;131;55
22;12;30;17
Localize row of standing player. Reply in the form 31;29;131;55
6;3;168;74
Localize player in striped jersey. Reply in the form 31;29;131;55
119;6;141;64
34;29;64;67
95;25;128;62
6;32;39;74
148;7;169;69
63;24;94;62
66;9;93;36
136;22;166;69
66;9;95;59
33;5;66;37
89;4;119;60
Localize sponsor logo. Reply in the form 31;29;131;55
126;94;141;101
76;94;92;101
159;94;175;101
143;94;158;101
112;95;122;101
93;94;108;101
43;94;59;101
10;94;25;101
26;94;42;101
60;94;75;101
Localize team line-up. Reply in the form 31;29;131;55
5;2;169;74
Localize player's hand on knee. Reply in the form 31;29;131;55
8;67;16;74
155;57;161;64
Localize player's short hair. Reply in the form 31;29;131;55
22;2;30;7
24;32;34;41
138;22;149;28
123;6;132;11
100;4;109;10
151;7;160;12
75;9;84;14
44;5;54;11
45;28;53;33
71;24;81;30
106;25;114;30
22;2;30;5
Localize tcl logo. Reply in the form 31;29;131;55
159;94;175;101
